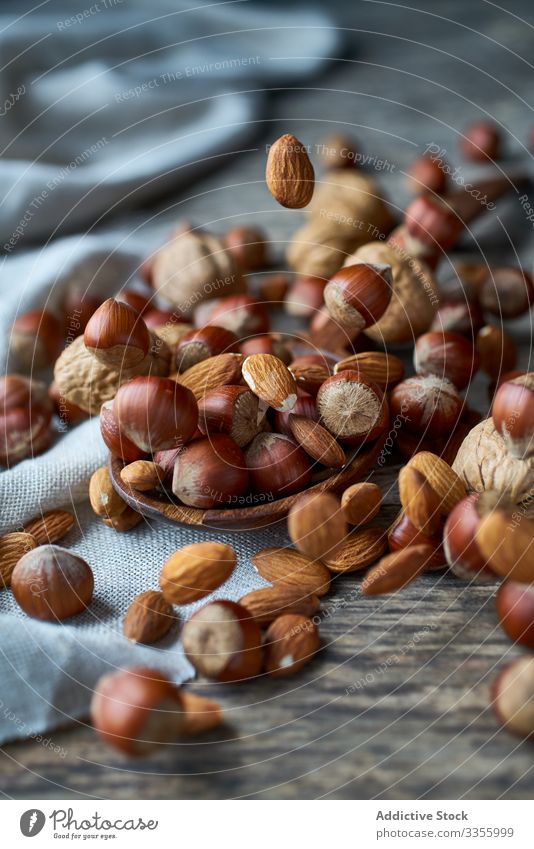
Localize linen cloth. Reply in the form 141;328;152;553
0;0;342;743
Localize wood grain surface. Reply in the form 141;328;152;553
2;0;534;800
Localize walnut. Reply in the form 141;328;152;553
151;230;243;316
453;418;534;516
345;241;439;344
287;170;394;279
54;333;171;415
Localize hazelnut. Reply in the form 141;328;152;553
406;154;448;195
117;288;151;315
172;434;249;508
476;325;517;379
285;276;326;317
288;492;347;560
480;266;534;319
492;373;534;459
143;308;187;330
198;385;266;447
0;375;53;466
11;545;94;621
63;286;102;333
245;432;312;499
264;614;320;678
175;325;239;373
316;370;388;445
181;600;263;682
388;513;446;570
414;330;479;389
492;657;534;739
240;334;291;363
404;194;462;250
257;272;290;304
113;376;198;453
200;295;270;339
390;375;463;437
10;309;63;371
100;400;146;463
460;120;501;162
84;298;151;369
91;666;185;756
273;389;317;436
430;299;483;337
222;225;267;271
443;493;499;581
496;582;534;649
323;263;392;333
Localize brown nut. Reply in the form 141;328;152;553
288;492;347;561
159;542;236;605
323;263;392;333
10;309;63;371
245;433;312;499
264;614;320;678
492;657;534;739
0;532;37;587
341;482;382;526
252;547;331;597
123;590;174;644
120;460;163;492
84;298;150;369
239;585;320;627
11;545;93;621
182;599;263;681
265;133;315;208
198;385;266;448
316;371;388;445
89;466;127;520
172;435;249;508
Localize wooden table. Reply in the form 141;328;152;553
2;0;534;800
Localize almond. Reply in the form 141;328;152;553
160;541;236;604
323;526;387;573
361;544;435;595
242;353;297;412
0;532;37;587
89;466;127;520
120;460;163;492
288;415;346;468
408;451;466;514
341;482;382;526
102;505;143;532
180;691;223;736
476;510;534;582
334;351;404;387
288;492;347;561
177;353;244;400
123;590;174;643
264;614;320;677
252;547;331;597
23;510;75;544
398;465;442;534
239;584;320;626
265;133;315;209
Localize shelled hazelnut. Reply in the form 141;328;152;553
113;376;198;453
443;493;499;581
480;267;534;319
0;375;53;466
181;600;263;682
84;298;151;369
199;295;270;339
100;400;146;463
388;513;446;570
272;389;317;436
390;375;463;437
406;154;448;195
492;373;534;459
496;582;534;649
430;299;483;337
198;385;266;447
264;614;320;678
245;433;312;499
285;276;326;317
492;657;534;739
476;325;517;379
172;434;249;508
240;334;291;363
323;263;392;333
223;225;267;271
414;330;479;389
11;545;94;621
176;325;239;373
316;371;388;445
10;309;63;372
404;194;463;250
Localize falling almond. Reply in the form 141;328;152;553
266;134;315;209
